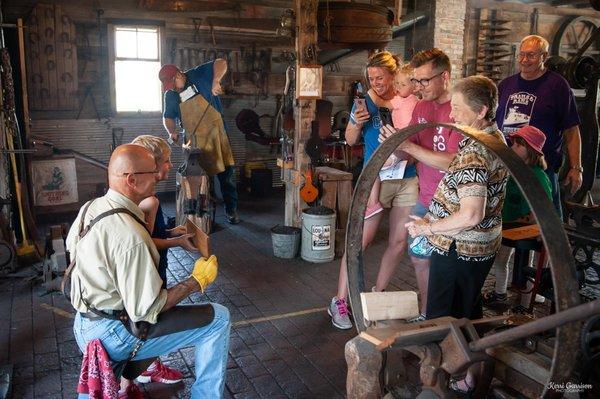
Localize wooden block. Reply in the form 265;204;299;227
502;224;540;240
186;217;210;258
360;291;419;322
315;166;353;181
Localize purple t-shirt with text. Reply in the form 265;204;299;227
496;70;580;171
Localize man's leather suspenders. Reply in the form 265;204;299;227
61;199;151;339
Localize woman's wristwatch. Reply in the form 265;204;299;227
571;165;583;173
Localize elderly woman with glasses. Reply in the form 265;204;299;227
388;75;508;394
398;75;508;320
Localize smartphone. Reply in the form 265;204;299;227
354;98;367;112
379;107;393;127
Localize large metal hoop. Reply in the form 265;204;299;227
345;123;581;397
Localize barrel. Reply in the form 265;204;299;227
301;206;336;263
317;2;393;49
271;225;301;259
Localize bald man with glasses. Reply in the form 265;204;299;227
496;35;582;218
67;144;230;398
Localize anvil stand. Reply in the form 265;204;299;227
176;147;214;234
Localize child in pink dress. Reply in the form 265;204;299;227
365;63;419;219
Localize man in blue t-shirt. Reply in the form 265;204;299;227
496;35;582;217
159;60;240;224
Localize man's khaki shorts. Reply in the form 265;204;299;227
379;176;418;208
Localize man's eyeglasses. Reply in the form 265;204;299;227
121;170;158;177
518;52;544;60
410;71;444;87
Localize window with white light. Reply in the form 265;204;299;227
112;26;162;113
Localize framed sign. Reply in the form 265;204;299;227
31;158;78;206
297;65;323;99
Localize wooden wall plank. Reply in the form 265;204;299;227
26;6;41;110
54;5;66;109
45;4;58;109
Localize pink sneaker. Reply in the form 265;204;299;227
118;383;144;399
136;359;183;384
365;202;384;220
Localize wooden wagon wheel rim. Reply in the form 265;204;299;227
345;123;581;398
552;16;600;60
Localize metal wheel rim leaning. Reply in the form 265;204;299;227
345;123;581;398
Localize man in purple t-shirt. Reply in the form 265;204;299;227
496;35;582;217
380;48;462;319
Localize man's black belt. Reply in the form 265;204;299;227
80;309;121;320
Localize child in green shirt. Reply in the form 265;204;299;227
483;125;552;306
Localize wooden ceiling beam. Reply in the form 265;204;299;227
468;0;600;16
551;0;590;6
138;0;293;10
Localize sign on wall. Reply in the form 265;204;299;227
31;158;78;206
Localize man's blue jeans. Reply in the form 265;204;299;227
216;165;238;214
544;169;563;219
73;303;230;398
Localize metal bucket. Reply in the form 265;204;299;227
301;206;336;263
271;225;301;259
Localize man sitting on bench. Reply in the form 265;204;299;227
67;144;230;398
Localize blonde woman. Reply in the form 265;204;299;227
328;52;419;329
131;135;196;387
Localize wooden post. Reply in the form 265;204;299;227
17;19;30;139
345;336;382;399
394;0;404;25
285;0;318;227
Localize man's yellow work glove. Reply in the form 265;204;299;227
191;255;218;292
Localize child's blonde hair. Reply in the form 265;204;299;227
398;62;413;76
132;135;171;161
394;62;415;91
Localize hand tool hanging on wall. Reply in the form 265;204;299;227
76;84;100;120
235;109;278;146
192;18;202;43
305;120;325;165
475;10;511;82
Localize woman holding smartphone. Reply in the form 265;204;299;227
328;52;419;330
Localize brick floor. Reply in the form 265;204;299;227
1;192;365;398
2;189;597;398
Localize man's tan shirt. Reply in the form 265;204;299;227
66;189;167;323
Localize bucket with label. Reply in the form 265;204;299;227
301;206;336;263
